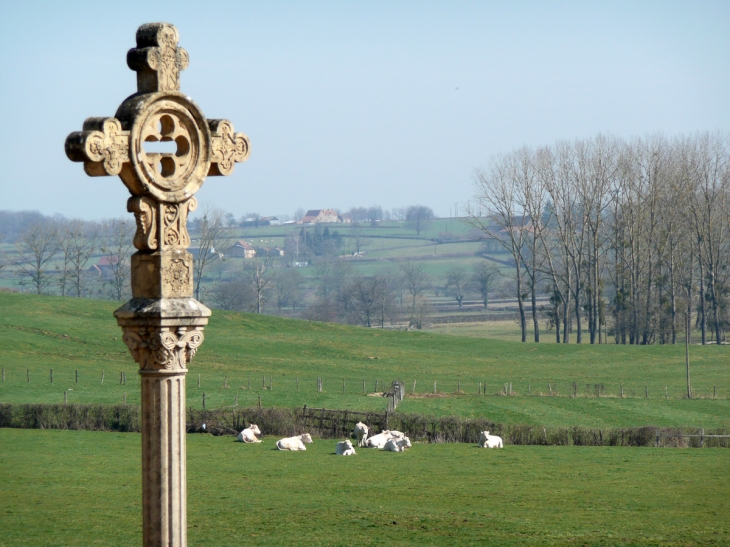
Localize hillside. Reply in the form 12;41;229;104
0;292;728;428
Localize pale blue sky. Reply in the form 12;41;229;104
1;1;728;220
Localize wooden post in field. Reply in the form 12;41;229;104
124;392;127;405
269;376;273;391
686;312;692;399
375;379;379;392
665;386;668;399
714;386;716;398
509;382;512;395
297;377;299;391
1;368;4;382
248;374;251;390
413;380;416;395
234;394;238;406
120;371;124;384
361;379;365;395
479;381;481;395
458;380;461;393
101;370;104;385
202;392;206;409
198;374;201;388
27;369;30;382
50;369;53;383
548;383;552;396
645;386;648;398
258;395;261;408
528;382;531;396
64;391;67;404
433;380;437;394
263;375;266;389
224;374;228;389
75;370;78;383
620;385;623;398
342;378;345;394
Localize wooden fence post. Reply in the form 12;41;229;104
123;393;127;405
458;380;461;393
248;374;251;390
202;392;206;409
297;377;299;391
342;378;345;394
433;380;437;394
714;386;716;398
479;381;481;395
258;395;261;408
27;369;30;382
270;376;273;391
263;375;266;389
101;370;104;385
64;391;67;404
620;385;623;398
75;370;78;383
413;380;416;395
509;382;512;395
50;369;53;383
375;379;379;392
198;374;201;388
548;383;552;396
528;383;531;396
1;368;4;382
224;374;228;389
120;371;123;384
645;386;648;398
665;386;668;399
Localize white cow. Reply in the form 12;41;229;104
479;431;503;448
354;422;369;447
335;439;357;456
276;433;313;451
365;430;393;448
388;430;406;439
382;437;411;452
236;424;262;443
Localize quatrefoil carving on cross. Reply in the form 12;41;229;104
141;113;192;179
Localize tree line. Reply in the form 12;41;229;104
468;132;730;345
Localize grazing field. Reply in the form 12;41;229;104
0;429;728;546
1;292;729;428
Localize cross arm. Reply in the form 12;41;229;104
65;117;129;177
207;119;250;176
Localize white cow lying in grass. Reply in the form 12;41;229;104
276;433;313;451
383;437;411;452
335;439;357;456
236;424;262;443
365;430;394;448
354;422;369;447
479;431;503;448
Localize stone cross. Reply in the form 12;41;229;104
65;23;249;547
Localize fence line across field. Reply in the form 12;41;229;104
2;367;726;404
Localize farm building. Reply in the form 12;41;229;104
300;209;344;224
228;240;257;258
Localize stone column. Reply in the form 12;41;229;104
65;23;249;547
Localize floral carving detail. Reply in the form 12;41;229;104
161;198;196;249
164;258;191;295
208;119;250;176
65;117;129;177
122;327;205;371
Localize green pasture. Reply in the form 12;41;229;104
1;293;729;428
0;428;728;546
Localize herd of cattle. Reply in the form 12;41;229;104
236;422;504;453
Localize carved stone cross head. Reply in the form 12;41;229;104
65;22;250;207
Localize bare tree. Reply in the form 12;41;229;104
406;205;434;236
350;223;370;255
100;218;134;301
274;268;304;311
57;220;98;297
445;266;468;308
400;261;429;310
472;261;499;309
243;257;275;313
12;221;59;294
193;206;235;301
209;279;253;311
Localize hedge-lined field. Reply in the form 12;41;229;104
0;429;728;546
1;292;728;428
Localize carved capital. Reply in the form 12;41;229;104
128;196;159;250
122;325;204;372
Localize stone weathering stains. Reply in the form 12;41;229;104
65;23;250;547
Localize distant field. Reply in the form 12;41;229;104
0;429;727;546
1;293;729;428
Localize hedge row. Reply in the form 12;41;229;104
0;403;726;448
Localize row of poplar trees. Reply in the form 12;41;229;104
468;131;730;345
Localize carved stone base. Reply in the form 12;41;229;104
131;251;195;299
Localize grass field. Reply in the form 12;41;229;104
0;428;727;546
1;292;729;428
